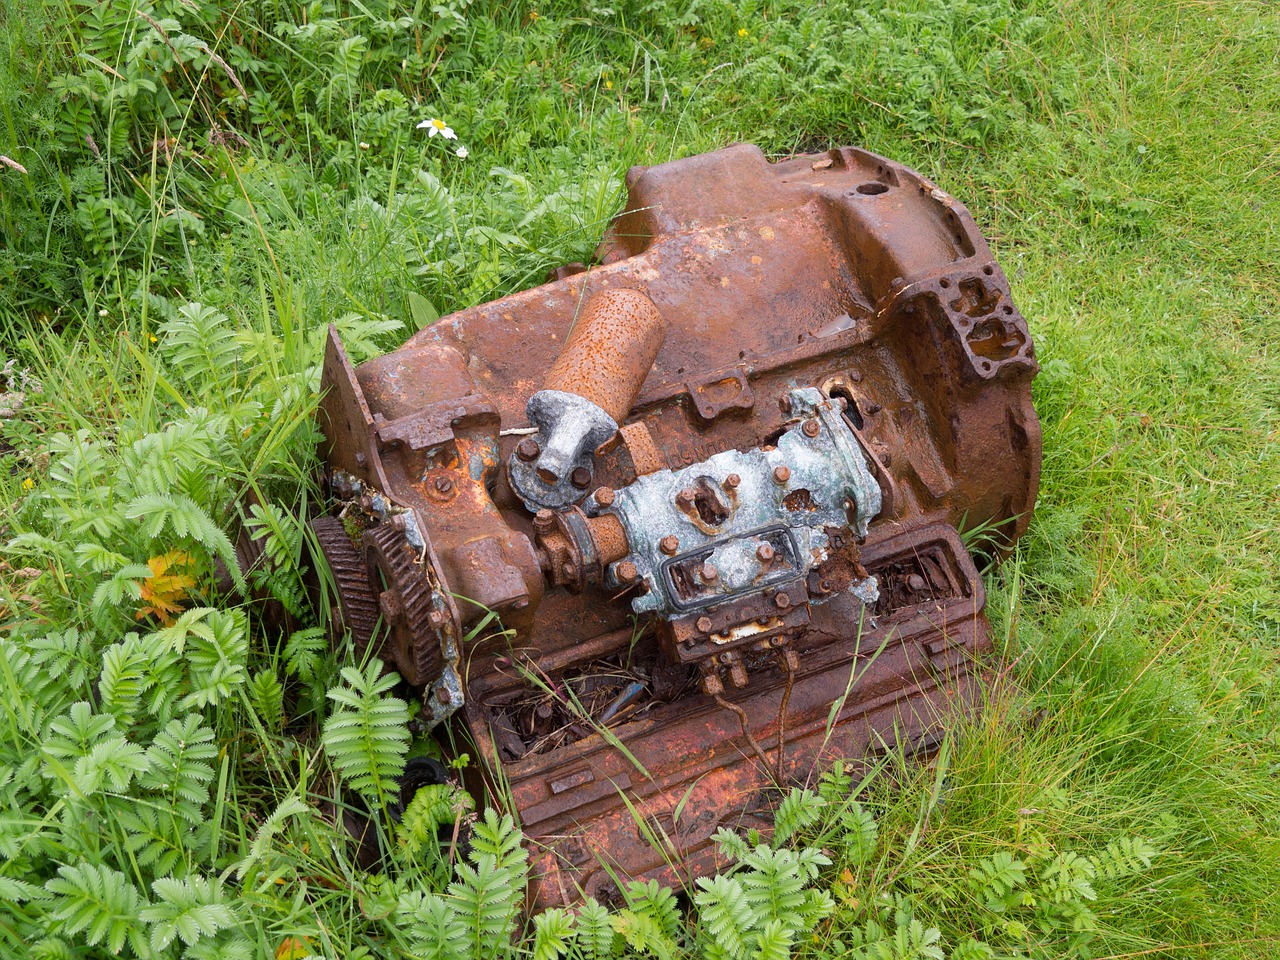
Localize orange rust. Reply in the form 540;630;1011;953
544;288;666;423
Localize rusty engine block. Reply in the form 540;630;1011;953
310;143;1041;906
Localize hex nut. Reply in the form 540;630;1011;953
772;465;791;484
516;437;541;462
616;561;639;583
774;592;792;610
756;543;775;562
659;535;680;555
570;466;592;489
723;473;741;490
700;562;718;582
696;616;713;633
802;419;821;437
595;486;616;507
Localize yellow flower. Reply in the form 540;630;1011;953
21;478;34;492
605;80;613;90
738;28;749;38
149;334;158;343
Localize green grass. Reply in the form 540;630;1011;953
2;0;1278;957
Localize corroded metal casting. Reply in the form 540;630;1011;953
310;143;1041;906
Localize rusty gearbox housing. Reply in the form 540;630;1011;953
311;143;1041;906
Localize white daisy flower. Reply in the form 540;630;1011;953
416;118;457;140
456;146;469;159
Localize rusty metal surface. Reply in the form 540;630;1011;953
310;142;1041;906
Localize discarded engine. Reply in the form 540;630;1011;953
310;143;1041;906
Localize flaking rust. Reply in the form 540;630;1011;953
310;143;1041;906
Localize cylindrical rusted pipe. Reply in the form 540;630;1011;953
544;289;667;424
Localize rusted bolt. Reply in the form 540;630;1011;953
675;489;696;507
756;543;775;563
434;685;453;705
696;616;713;633
379;590;403;622
849;370;863;383
516;437;541;462
718;652;733;664
880;451;893;466
428;609;447;627
722;474;741;492
659;535;680;556
570;466;592;489
818;579;833;593
700;562;718;582
774;592;792;610
595;486;616;507
533;509;555;534
867;402;882;414
769;635;785;647
773;465;791;484
433;475;454;494
616;560;639;583
802;419;821;438
907;574;927;591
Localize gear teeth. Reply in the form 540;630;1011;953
310;516;380;659
364;523;447;687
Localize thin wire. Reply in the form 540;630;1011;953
775;662;796;784
715;693;775;781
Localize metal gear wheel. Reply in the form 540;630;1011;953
362;522;448;687
309;516;380;660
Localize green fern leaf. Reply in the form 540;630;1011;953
44;862;149;955
322;660;410;802
140;874;239;950
532;907;576;960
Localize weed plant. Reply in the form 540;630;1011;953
1;0;1278;958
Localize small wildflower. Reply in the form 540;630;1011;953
738;28;749;38
359;141;370;150
605;80;613;90
529;9;539;20
98;308;108;317
416;118;457;140
456;146;469;159
21;478;34;492
149;334;158;343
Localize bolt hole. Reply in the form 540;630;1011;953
856;182;889;195
982;265;994;276
1002;306;1013;315
939;278;950;289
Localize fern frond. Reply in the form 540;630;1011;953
322;660;410;802
139;874;239;951
573;898;617;960
397;890;468;960
771;788;825;846
694;874;752;960
44;862;149;956
532;907;576;960
140;713;217;819
1091;836;1156;880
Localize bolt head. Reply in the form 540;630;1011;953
433;475;454;494
659;535;680;556
570;465;592;489
434;685;453;705
516;437;541;462
428;608;447;627
700;562;718;582
696;616;713;633
802;419;821;438
756;543;775;562
723;473;741;490
718;652;733;664
594;486;616;507
616;561;639;583
533;509;555;533
774;592;792;610
675;489;696;506
379;590;404;621
772;465;791;484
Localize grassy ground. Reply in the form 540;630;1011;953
1;0;1278;957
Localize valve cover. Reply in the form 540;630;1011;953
311;143;1041;907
